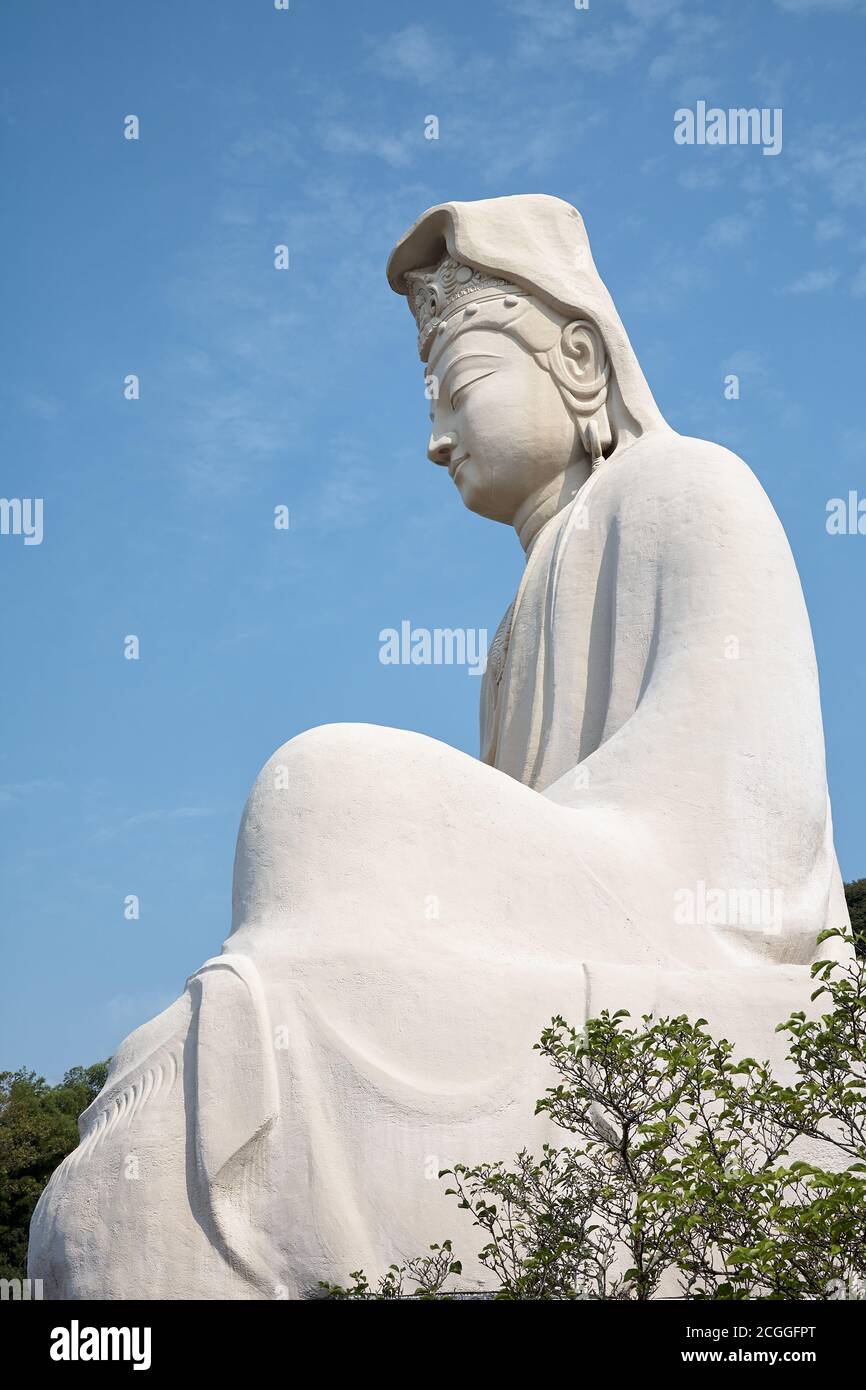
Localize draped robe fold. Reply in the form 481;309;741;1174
482;427;847;969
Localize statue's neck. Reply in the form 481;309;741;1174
515;458;592;557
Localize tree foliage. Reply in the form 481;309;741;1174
845;878;866;952
324;929;866;1300
0;1060;109;1280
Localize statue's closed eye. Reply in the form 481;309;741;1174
449;367;498;410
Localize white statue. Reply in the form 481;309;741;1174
30;196;849;1300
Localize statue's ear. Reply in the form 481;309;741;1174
188;954;279;1292
551;318;613;462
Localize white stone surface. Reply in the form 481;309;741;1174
29;195;850;1300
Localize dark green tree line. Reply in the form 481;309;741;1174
0;1061;108;1280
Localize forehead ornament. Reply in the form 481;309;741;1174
404;255;526;361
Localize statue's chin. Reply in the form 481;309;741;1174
454;463;510;524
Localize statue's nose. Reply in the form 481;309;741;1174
428;431;456;467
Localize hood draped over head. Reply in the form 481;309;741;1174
387;194;667;442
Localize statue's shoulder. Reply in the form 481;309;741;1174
608;429;769;515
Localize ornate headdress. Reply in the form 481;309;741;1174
405;256;526;361
388;196;666;437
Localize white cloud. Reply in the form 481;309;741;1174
647;11;728;88
625;0;685;17
851;264;866;296
92;806;225;841
780;267;840;294
321;123;417;170
751;58;793;106
791;125;866;209
368;24;440;83
629;247;709;313
220;123;306;179
775;0;865;12
504;0;588;58
316;471;379;530
122;807;222;830
21;392;62;419
721;349;771;378
505;0;692;79
704;214;750;248
313;436;384;531
0;779;62;808
815;216;845;241
678;164;724;191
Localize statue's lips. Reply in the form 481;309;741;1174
449;454;470;479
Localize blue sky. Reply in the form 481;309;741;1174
1;0;864;1079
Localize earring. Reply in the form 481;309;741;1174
586;418;605;471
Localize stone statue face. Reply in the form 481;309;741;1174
426;314;579;525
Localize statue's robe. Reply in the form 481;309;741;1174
483;427;848;969
29;428;849;1300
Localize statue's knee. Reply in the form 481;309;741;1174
252;722;396;799
237;722;411;858
261;721;441;801
231;723;420;931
